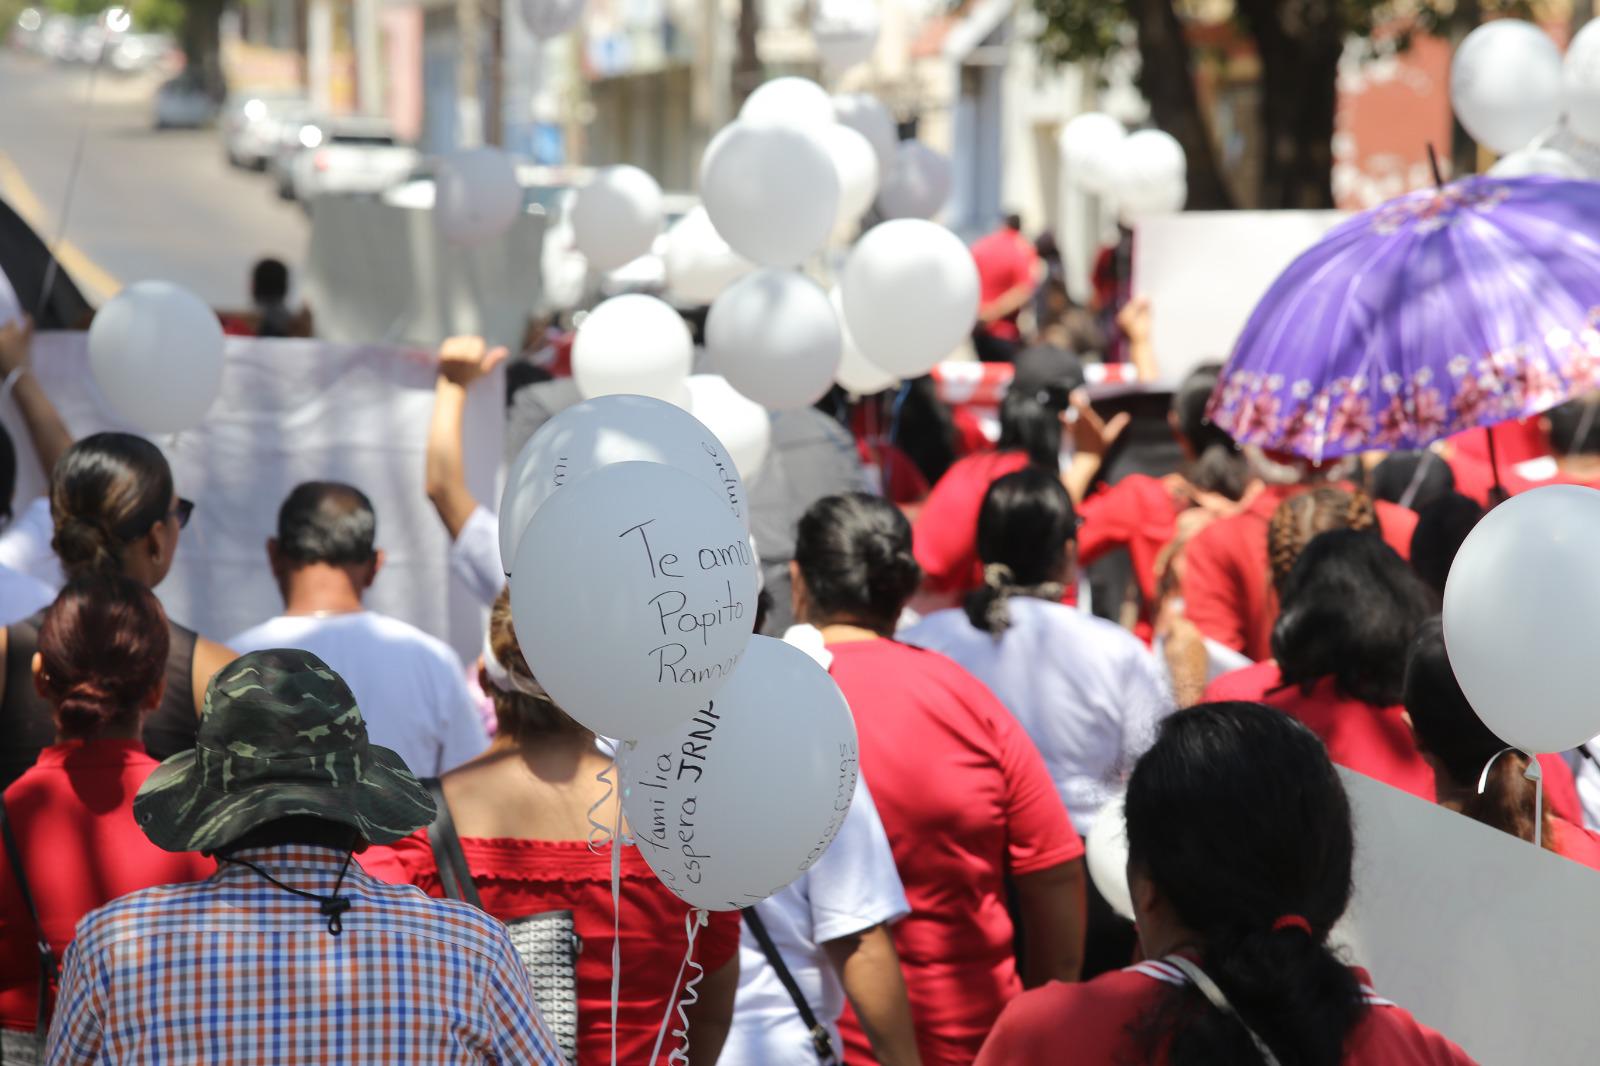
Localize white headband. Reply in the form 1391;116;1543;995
481;632;544;698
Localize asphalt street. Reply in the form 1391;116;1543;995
0;50;308;308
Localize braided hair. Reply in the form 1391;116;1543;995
1267;487;1376;595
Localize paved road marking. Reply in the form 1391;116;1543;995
0;151;121;301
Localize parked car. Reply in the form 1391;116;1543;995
222;90;309;169
289;117;418;203
153;74;217;129
268;114;320;199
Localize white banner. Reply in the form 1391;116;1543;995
3;333;502;663
1335;767;1600;1064
1132;211;1347;383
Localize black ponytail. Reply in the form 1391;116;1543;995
964;468;1075;635
1126;702;1365;1066
793;494;921;630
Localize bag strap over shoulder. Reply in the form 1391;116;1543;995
1;798;57;1036
421;778;485;910
742;905;839;1065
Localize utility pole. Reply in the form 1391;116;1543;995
456;0;483;146
353;0;381;115
487;0;504;145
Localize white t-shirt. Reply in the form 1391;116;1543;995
901;597;1172;834
450;505;504;608
0;496;63;591
227;610;489;777
0;562;54;625
724;777;909;1065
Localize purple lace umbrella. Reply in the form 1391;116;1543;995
1209;176;1600;466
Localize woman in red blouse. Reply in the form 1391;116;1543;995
1206;528;1436;800
1405;619;1600;871
361;590;739;1065
976;701;1474;1065
792;493;1086;1066
0;576;214;1056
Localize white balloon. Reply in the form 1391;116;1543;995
701;122;840;267
570;165;664;272
833;93;898;177
621;635;859;910
572;294;693;403
1488;147;1587;179
707;270;842;411
1442;485;1600;754
816;124;880;233
510;461;757;739
829;286;896;395
840;219;979;378
499;394;751;571
436;147;523;245
739;77;836;131
1451;19;1563;155
663;206;756;306
1058;111;1127;194
876;140;951;221
88;281;225;435
518;0;581;38
812;0;879;72
1112;129;1188;222
685;375;771;481
1565;20;1600;144
1085;793;1135;922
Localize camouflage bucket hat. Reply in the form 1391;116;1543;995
134;648;436;854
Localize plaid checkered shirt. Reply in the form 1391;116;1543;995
43;845;564;1065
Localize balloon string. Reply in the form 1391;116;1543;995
609;783;623;1066
36;59;101;317
588;756;616;850
647;908;707;1066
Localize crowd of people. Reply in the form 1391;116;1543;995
4;229;1589;1065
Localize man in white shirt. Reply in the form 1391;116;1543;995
228;480;488;777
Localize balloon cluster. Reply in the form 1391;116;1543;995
501;395;859;911
1058;112;1188;223
1454;18;1600;178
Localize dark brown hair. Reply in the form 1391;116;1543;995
1267;486;1376;594
37;575;170;740
484;589;588;741
50;433;175;581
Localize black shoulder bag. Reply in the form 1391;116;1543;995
742;905;840;1064
421;778;581;1064
1;799;56;1037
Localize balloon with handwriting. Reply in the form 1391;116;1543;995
621;635;859;910
510;461;758;739
572;293;693;403
499;394;750;574
88;280;224;434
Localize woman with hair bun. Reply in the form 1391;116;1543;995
0;433;236;789
976;701;1475;1066
792;493;1087;1066
0;577;213;1058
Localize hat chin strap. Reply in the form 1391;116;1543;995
219;850;356;936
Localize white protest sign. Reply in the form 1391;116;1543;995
7;333;500;663
1333;767;1600;1064
509;461;757;740
622;635;859;911
1132;211;1347;383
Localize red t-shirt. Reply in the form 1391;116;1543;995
1182;484;1419;662
913;450;1032;596
0;740;215;1030
361;832;740;1064
1205;663;1435;800
970;229;1039;342
1549;816;1600;871
974;959;1475;1065
827;639;1083;1066
1077;473;1183;608
1444;420;1550;506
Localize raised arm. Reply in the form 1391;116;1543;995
0;317;73;478
426;336;507;541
